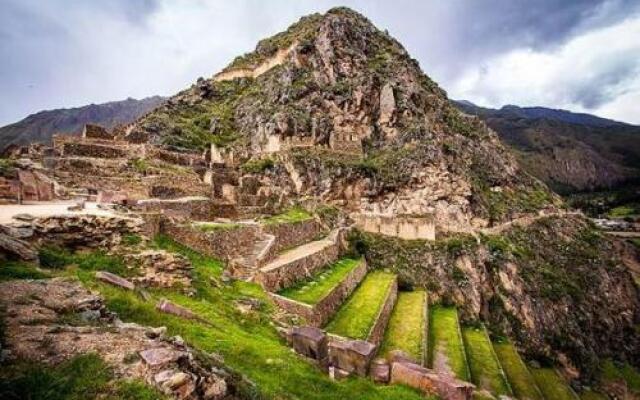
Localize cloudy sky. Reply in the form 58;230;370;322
1;0;640;126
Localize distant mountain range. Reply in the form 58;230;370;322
454;101;640;194
0;96;165;152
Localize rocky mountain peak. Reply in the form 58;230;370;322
133;7;559;229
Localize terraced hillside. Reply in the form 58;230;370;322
379;290;427;362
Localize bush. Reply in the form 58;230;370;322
241;157;275;174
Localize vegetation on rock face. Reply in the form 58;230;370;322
325;271;396;340
262;206;312;225
0;353;168;400
379;290;426;361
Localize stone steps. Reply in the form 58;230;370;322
378;290;428;365
324;271;398;347
270;258;367;327
427;305;471;382
462;324;513;397
254;230;344;292
493;341;545;400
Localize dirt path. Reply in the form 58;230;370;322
480;210;582;235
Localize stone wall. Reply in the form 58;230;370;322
262;218;326;260
268;258;367;326
327;335;376;377
82;124;114;140
390;359;474;400
255;239;340;292
136;197;217;221
60;142;129;159
353;213;436;240
161;221;258;261
366;275;398;346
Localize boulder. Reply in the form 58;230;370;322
0;232;38;261
370;358;390;383
156;299;197;320
139;347;181;368
390;359;475;400
328;338;376;377
290;326;328;363
95;271;135;290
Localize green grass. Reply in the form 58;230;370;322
427;305;470;381
530;368;578;400
580;390;607;400
68;236;425;400
325;271;396;340
38;246;134;277
278;258;362;305
379;291;426;362
608;203;640;217
600;359;640;394
262;206;313;225
195;222;242;232
492;342;543;400
0;261;50;281
462;326;511;396
0;353;167;400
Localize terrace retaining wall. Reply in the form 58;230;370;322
162;221;258;261
262;218;325;262
367;275;398;346
255;240;340;292
268;259;367;327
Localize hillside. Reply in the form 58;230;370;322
132;7;558;229
0;96;165;152
455;101;640;194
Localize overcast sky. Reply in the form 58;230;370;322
1;0;640;126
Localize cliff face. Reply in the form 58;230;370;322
135;7;558;231
354;215;640;379
0;96;165;153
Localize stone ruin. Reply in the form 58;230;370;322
353;213;437;240
283;326;474;400
82;123;115;140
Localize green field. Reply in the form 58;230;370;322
492;341;542;400
530;368;578;400
462;326;511;396
428;305;470;381
278;258;362;305
325;271;396;340
379;291;427;362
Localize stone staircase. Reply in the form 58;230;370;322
229;231;275;280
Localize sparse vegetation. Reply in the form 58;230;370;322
195;222;242;232
240;157;275;173
262;206;313;225
0;261;50;281
38;246;134;277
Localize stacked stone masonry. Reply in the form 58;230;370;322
269;258;368;327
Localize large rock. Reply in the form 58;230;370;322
0;232;38;261
390;359;475;400
156;299;197;320
290;326;328;363
327;337;376;377
95;271;135;290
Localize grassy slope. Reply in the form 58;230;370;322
70;237;424;400
278;258;361;305
492;342;543;400
530;368;578;400
428;305;470;381
325;271;396;340
379;291;426;362
462;326;512;396
0;353;167;400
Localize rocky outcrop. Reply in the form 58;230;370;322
0;278;246;399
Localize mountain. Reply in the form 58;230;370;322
454;101;640;194
128;7;639;379
0;96;165;152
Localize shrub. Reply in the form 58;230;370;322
241;157;275;174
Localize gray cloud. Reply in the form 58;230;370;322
1;0;639;126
